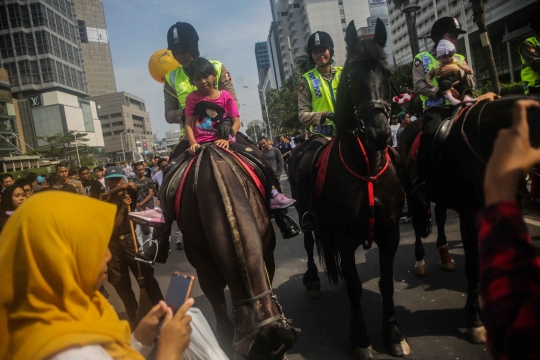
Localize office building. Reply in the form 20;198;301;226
266;21;284;90
72;0;117;96
387;0;538;85
269;0;371;79
90;91;155;160
0;68;25;156
358;0;394;65
165;129;180;149
0;0;105;151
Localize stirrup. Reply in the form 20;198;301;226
301;211;317;232
135;238;159;264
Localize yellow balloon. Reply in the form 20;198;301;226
148;49;180;83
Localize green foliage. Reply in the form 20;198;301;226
477;81;525;96
295;52;313;75
26;131;90;160
391;61;414;93
265;75;304;136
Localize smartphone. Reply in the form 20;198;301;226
165;272;195;314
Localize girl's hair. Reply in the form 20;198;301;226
186;57;216;85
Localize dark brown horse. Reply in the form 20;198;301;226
312;20;409;359
398;96;540;344
167;144;297;359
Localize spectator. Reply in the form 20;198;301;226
0;183;26;231
94;166;106;188
52;163;84;194
477;99;540;360
1;173;13;192
79;166;105;199
396;111;412;140
0;191;193;360
14;179;33;199
101;166;164;325
26;172;45;193
389;115;400;149
143;161;152;178
68;169;78;180
277;135;293;180
122;161;132;176
259;137;284;181
132;163;156;244
151;156;160;177
294;134;306;146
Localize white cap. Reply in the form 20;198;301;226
436;39;456;58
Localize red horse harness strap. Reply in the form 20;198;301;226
338;137;390;249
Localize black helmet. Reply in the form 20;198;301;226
307;31;334;64
530;9;540;32
167;22;200;57
430;17;467;45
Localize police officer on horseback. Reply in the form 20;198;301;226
519;9;540;96
293;31;342;231
411;17;476;207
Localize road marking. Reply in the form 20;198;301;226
524;217;540;227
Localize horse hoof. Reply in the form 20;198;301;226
387;340;411;357
353;345;374;360
467;326;487;344
306;288;320;298
440;260;456;271
414;260;427;276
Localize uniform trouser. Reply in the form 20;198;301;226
108;233;164;320
417;107;454;182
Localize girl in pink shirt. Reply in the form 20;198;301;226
184;57;240;154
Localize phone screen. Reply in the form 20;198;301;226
165;273;194;314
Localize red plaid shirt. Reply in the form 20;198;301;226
477;200;540;360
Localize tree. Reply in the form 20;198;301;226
470;0;500;94
295;52;313;75
28;131;90;162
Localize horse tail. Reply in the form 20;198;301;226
314;228;342;284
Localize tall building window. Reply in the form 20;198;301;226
52;0;60;11
70;67;79;89
0;5;9;30
51;35;61;57
40;58;57;83
72;46;80;66
59;0;67;16
55;14;63;37
12;32;36;56
77;71;85;92
3;63;19;87
8;4;31;29
47;9;56;33
63;64;72;87
56;60;65;84
18;60;40;85
35;31;51;54
0;34;14;58
77;20;88;43
59;39;68;60
30;3;47;27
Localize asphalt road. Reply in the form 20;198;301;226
105;175;540;360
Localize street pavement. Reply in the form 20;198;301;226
104;174;540;360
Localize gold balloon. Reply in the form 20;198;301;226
148;49;180;83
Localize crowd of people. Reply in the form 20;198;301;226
1;12;539;360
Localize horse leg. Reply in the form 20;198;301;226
338;243;372;360
302;231;321;298
413;235;427;276
435;204;455;271
197;265;234;356
459;210;486;344
379;226;410;357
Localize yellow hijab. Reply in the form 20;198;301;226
0;192;143;360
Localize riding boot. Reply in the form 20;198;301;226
272;208;300;239
135;221;172;264
301;211;317;232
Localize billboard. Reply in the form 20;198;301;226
368;0;386;6
359;27;376;40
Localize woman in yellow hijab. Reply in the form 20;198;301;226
0;191;193;360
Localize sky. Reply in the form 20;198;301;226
101;0;273;141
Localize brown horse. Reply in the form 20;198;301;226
166;144;297;359
312;20;409;359
398;95;540;344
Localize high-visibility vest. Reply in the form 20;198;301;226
415;51;466;108
519;36;540;94
303;66;343;136
165;60;223;137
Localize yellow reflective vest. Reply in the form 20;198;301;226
520;36;540;94
415;51;466;108
303;67;343;136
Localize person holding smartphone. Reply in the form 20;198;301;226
0;191;193;360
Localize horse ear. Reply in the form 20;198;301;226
374;18;387;48
345;20;358;55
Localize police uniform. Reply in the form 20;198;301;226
519;35;540;95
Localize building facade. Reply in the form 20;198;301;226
0;0;106;152
387;0;539;85
90;91;154;160
0;68;25;156
72;0;116;97
255;41;271;92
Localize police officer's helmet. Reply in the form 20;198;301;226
430;17;467;45
167;22;200;57
307;31;334;64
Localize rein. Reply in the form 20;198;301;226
338;137;391;249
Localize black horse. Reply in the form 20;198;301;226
398;96;540;344
312;20;409;359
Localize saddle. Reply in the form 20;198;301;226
411;106;469;161
159;143;268;225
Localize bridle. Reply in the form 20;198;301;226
346;55;393;135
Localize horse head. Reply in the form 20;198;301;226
336;18;392;151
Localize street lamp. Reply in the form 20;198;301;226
243;86;273;139
402;3;421;56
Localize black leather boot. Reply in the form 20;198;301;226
272;209;300;239
135;239;158;264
